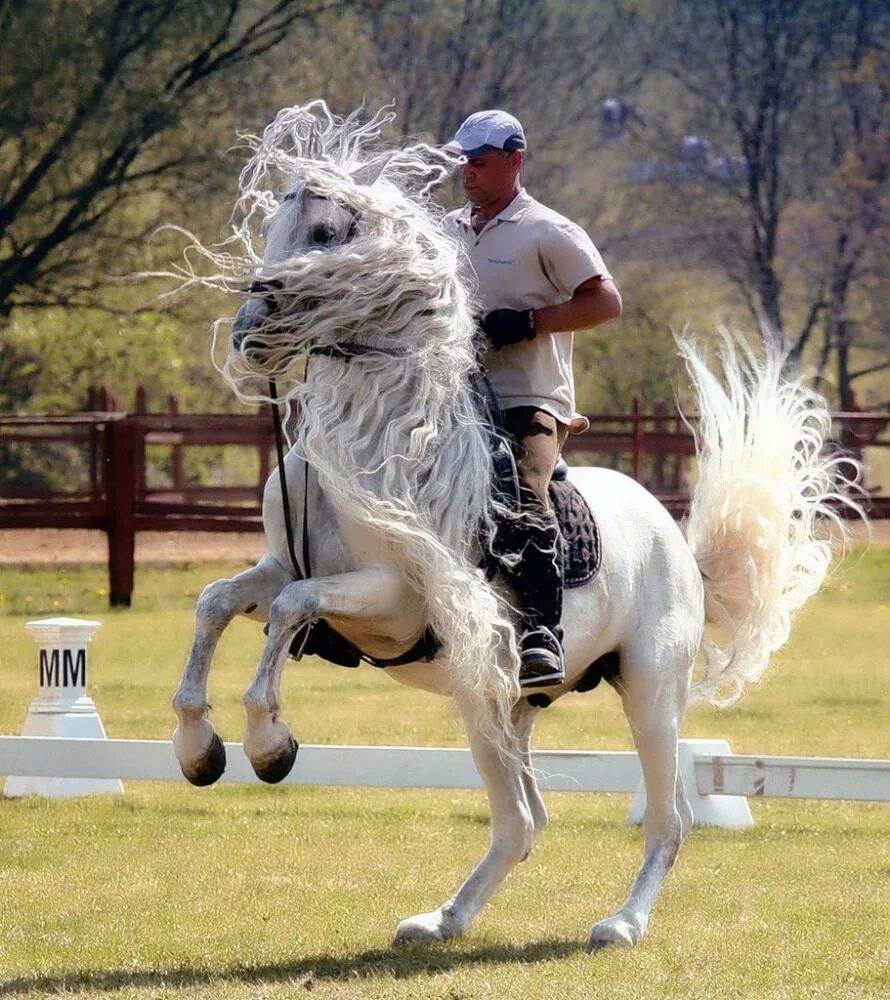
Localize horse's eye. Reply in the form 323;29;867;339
309;223;336;245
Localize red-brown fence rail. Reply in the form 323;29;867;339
1;391;887;606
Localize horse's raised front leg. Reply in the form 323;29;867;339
393;698;538;945
586;641;694;950
242;566;423;783
173;555;291;786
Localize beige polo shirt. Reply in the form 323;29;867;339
445;188;610;424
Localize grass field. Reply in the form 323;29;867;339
0;548;888;999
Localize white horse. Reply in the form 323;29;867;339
172;102;856;951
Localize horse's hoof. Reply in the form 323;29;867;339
253;735;299;784
392;910;461;946
585;914;643;951
181;732;227;787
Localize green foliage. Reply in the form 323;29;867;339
0;0;886;424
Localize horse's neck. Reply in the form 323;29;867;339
300;361;473;468
296;359;488;553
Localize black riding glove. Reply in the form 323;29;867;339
480;308;536;350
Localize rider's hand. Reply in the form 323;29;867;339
480;308;536;350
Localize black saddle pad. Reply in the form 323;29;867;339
550;478;601;589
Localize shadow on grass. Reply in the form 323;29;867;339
0;939;582;996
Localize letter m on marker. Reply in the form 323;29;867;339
40;649;60;686
63;649;86;687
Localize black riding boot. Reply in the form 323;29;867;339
508;497;565;687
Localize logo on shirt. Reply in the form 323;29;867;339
487;257;514;265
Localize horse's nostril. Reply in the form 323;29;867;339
234;298;271;346
310;223;337;245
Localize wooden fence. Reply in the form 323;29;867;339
1;388;887;606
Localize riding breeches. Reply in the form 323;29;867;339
499;406;568;631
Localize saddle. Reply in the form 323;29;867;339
489;442;601;591
549;474;601;589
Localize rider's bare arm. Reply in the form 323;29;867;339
534;276;622;336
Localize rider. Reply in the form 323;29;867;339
444;110;622;688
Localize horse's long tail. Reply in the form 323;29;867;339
679;329;863;707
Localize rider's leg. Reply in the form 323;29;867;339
501;407;568;687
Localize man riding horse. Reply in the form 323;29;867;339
444;110;622;687
173;101;857;949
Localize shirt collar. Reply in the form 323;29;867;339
456;188;533;229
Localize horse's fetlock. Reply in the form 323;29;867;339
173;689;207;720
438;905;468;937
242;691;266;718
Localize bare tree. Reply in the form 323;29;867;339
624;0;888;389
360;0;639;201
798;0;890;405
0;0;347;318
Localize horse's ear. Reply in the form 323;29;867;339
350;153;393;188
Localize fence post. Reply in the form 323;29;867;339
87;386;100;501
134;386;148;501
631;396;643;483
653;400;666;491
168;394;184;493
104;418;138;607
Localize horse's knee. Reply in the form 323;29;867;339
196;578;240;626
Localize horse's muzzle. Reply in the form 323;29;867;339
233;279;284;350
232;297;271;350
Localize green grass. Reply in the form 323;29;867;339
0;549;888;998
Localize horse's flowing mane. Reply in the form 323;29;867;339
181;101;521;749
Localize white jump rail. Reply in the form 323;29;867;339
2;620;888;822
1;736;888;802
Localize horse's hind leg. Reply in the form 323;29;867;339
514;698;548;837
393;699;539;945
173;555;290;786
587;640;694;950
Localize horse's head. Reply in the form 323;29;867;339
232;179;364;352
220;101;471;397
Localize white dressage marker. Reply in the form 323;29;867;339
2;617;123;799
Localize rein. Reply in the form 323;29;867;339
266;345;408;575
268;379;309;580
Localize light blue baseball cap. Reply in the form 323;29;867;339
445;110;527;157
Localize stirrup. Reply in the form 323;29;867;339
518;627;565;688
